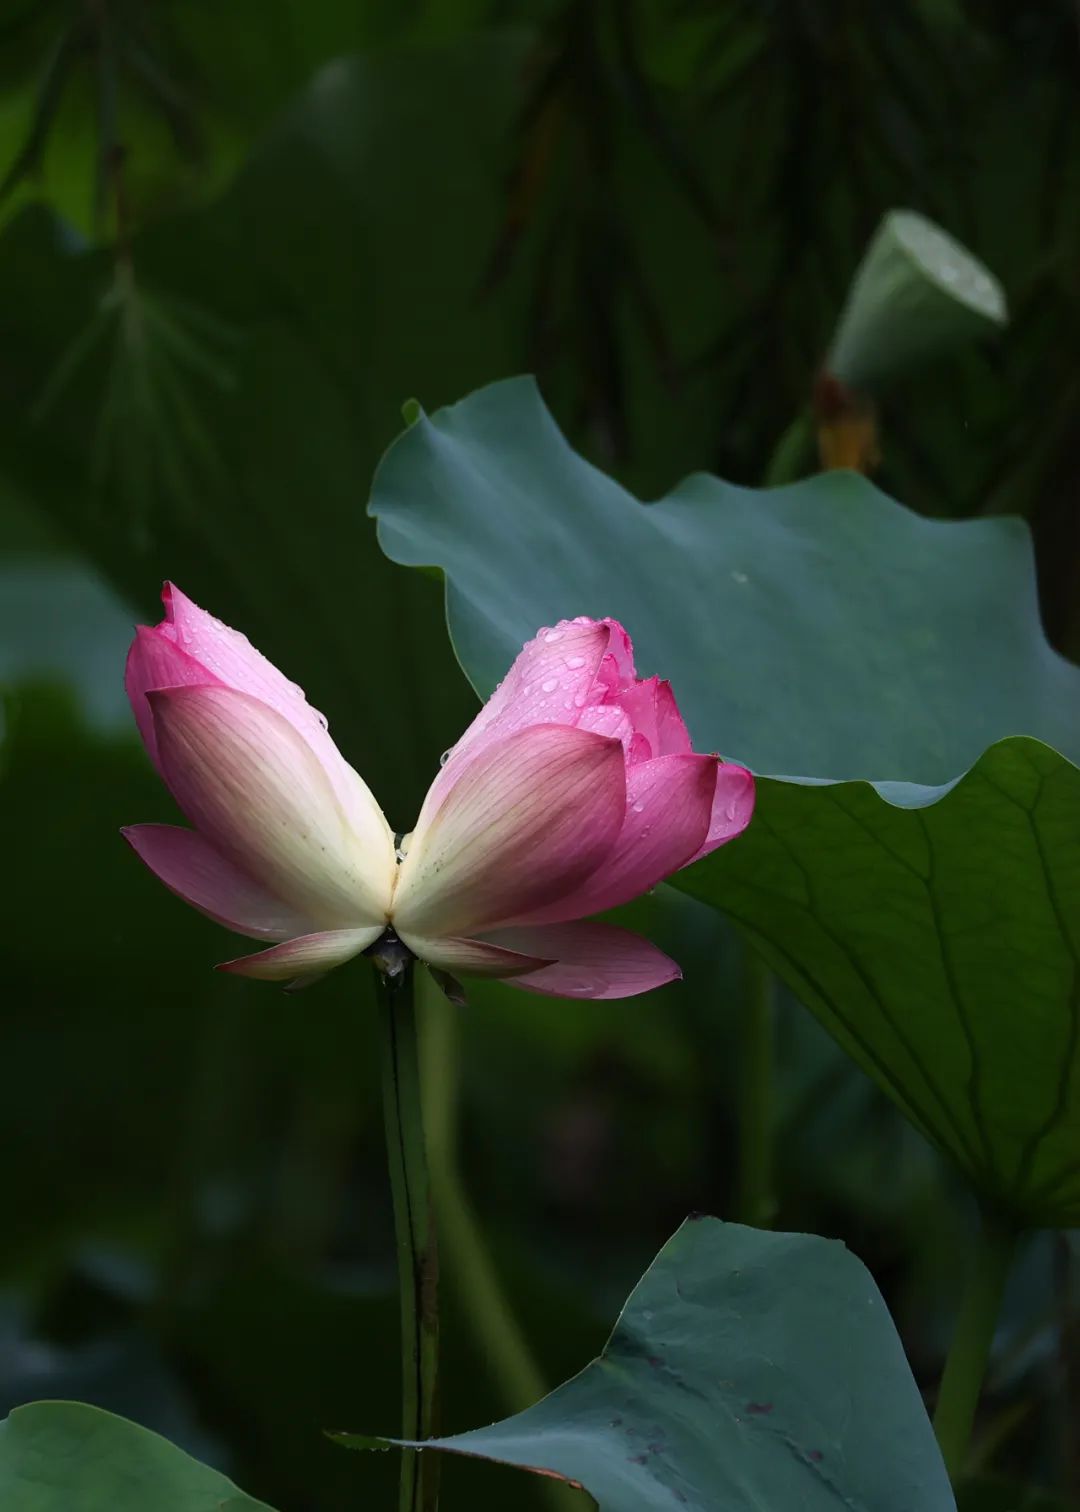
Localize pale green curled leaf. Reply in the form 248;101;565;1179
0;1401;277;1511
827;209;1008;394
336;1216;955;1512
367;377;1080;1225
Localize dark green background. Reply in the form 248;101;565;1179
1;4;1078;1509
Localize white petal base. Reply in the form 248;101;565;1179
217;927;382;981
397;932;552;978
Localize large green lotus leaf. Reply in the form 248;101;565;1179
368;378;1080;1224
339;1216;955;1512
371;376;1080;786
684;737;1080;1228
0;1401;276;1511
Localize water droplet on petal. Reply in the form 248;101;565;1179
725;802;738;820
565;655;586;669
439;748;453;767
574;691;587;707
632;801;645;813
541;677;559;693
544;630;563;644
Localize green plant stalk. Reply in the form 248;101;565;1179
376;956;440;1512
736;947;776;1228
933;1213;1016;1481
418;973;578;1512
419;969;547;1409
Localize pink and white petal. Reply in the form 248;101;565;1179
652;680;694;756
122;823;311;941
216;927;381;980
392;724;626;938
509;752;719;925
434;617;634;798
614;677;692;761
161;583;321;731
484;922;681;1000
687;761;756;865
150;685;395;927
396;932;553;978
125;626;220;770
159;585;393;850
588;621;636;695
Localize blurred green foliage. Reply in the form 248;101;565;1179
1;2;1079;1509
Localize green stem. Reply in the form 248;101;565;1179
933;1213;1016;1481
375;951;440;1512
419;973;579;1512
419;969;547;1409
736;947;776;1228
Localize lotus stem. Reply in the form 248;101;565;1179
933;1211;1016;1481
736;947;776;1229
418;968;549;1411
374;938;440;1512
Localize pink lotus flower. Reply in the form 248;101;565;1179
123;588;754;998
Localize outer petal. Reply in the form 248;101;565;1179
125;626;218;771
216;927;380;980
160;583;323;732
122;823;310;941
435;617;632;790
156;584;393;851
392;724;626;938
395;932;553;978
686;761;756;865
484;922;681;1000
511;753;720;925
150;685;395;927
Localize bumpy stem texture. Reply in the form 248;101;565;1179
933;1213;1016;1481
377;961;440;1512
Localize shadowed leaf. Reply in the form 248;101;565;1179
337;1216;955;1512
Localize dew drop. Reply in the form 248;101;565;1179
541;677;559;693
565;655;586;669
632;801;645;813
725;802;738;820
439;748;453;767
522;683;532;695
574;691;587;707
543;629;563;644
